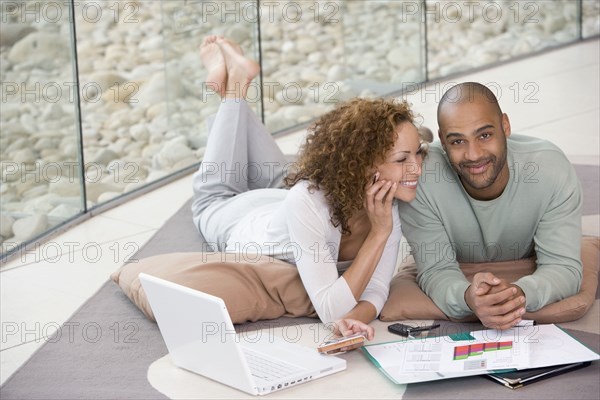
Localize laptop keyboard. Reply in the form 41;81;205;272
243;348;306;382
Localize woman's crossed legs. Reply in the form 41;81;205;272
191;37;290;246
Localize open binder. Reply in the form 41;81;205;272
485;361;592;389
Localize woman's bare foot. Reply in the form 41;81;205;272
221;36;244;56
216;37;260;99
200;35;227;97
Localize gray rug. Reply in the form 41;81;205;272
1;164;598;399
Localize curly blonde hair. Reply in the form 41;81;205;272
285;97;415;234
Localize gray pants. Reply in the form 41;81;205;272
191;99;291;248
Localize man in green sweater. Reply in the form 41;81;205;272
398;82;583;330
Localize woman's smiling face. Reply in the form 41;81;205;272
374;121;425;203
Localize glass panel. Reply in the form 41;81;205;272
1;0;84;256
73;0;261;206
260;0;426;134
74;0;169;206
341;0;426;94
160;0;261;165
583;0;600;38
427;0;580;79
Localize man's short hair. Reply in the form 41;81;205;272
437;82;502;121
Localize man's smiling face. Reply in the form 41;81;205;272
438;97;511;201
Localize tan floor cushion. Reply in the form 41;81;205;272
111;252;316;324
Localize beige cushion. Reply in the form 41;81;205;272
380;236;600;322
111;252;316;324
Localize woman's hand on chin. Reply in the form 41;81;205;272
364;177;395;237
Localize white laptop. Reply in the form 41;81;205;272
139;273;346;395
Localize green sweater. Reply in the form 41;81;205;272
398;135;583;318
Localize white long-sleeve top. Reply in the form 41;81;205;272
226;180;402;323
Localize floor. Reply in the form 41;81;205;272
1;39;599;386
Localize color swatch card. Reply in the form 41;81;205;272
439;332;529;373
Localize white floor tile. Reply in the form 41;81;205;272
0;283;85;351
3;229;156;292
582;215;600;237
449;40;600;87
100;174;194;229
1;217;156;270
569;155;600;165
0;341;43;386
520;108;600;164
503;64;599;134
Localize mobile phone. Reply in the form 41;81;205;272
317;332;366;355
387;323;440;337
372;172;380;184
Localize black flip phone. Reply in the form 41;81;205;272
387;323;440;337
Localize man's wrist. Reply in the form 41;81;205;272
450;280;474;317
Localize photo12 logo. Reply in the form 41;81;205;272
1;321;140;344
171;1;340;33
1;81;139;104
398;81;540;104
0;1;140;24
398;1;540;24
3;240;140;264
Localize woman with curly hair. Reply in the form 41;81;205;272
192;37;425;338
